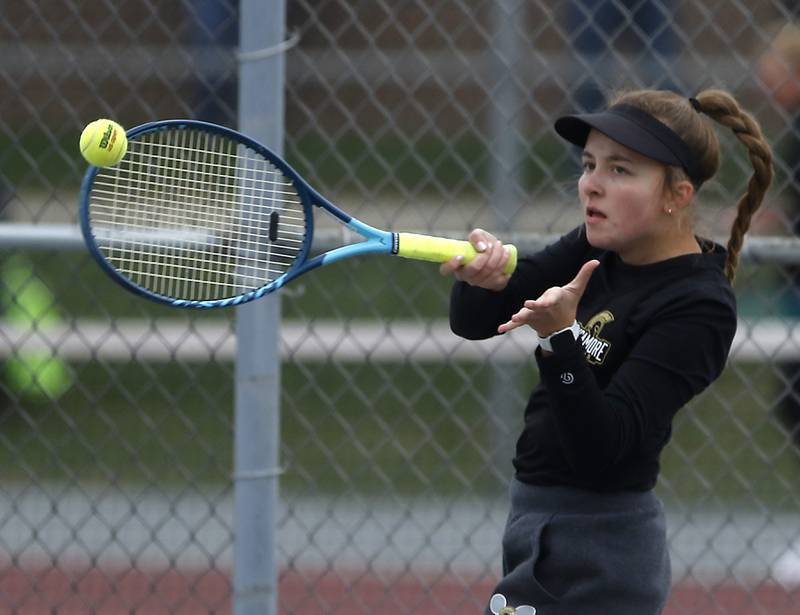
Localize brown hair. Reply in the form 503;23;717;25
610;89;774;283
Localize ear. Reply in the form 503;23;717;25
667;179;695;212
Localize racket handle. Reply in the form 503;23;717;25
395;233;518;275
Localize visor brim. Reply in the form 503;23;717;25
554;111;684;170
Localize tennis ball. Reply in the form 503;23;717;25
80;118;128;167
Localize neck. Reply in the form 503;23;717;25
620;231;701;265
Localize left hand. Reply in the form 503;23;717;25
497;260;600;336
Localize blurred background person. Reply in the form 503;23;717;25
563;0;679;112
190;0;238;125
758;21;800;450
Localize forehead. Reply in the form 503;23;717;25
582;129;660;166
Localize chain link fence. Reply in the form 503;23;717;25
1;1;800;613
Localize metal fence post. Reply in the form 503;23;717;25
234;2;286;614
488;0;526;481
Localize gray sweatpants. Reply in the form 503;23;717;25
486;478;671;615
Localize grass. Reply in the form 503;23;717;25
0;361;234;486
0;358;513;495
0;349;796;508
660;364;800;511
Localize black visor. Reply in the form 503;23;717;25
555;104;703;185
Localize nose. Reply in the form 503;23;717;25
579;170;603;199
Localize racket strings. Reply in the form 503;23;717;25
93;165;302;202
89;202;306;253
88;128;308;301
89;193;306;232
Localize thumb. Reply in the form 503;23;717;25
566;259;600;297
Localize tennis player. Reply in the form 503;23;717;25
441;89;773;614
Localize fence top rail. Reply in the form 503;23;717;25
4;223;800;264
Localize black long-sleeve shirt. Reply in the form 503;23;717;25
450;226;737;492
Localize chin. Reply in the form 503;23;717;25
584;226;615;251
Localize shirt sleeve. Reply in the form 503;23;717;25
449;227;591;340
535;294;737;477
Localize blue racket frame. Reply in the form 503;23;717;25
80;119;397;309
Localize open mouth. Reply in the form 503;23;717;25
586;207;607;220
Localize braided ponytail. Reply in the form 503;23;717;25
691;90;773;282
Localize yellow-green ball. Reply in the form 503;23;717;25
79;119;128;167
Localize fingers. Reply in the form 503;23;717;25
469;248;510;292
497;319;520;334
468;235;509;271
497;307;532;334
439;243;508;283
523;287;560;311
473;240;508;273
439;255;465;277
441;229;512;292
468;228;497;252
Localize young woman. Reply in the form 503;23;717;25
441;89;773;614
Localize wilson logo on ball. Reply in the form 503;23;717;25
99;124;115;150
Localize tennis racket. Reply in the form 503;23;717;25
79;119;518;308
